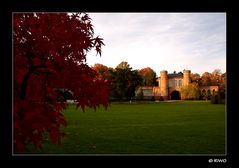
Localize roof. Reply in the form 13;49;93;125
140;86;153;89
167;72;183;78
158;72;183;79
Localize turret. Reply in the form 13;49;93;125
160;70;168;100
183;70;191;86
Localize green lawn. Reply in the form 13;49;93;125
26;101;226;154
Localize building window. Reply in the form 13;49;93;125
178;80;182;86
169;80;173;87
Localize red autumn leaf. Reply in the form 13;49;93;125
13;12;109;153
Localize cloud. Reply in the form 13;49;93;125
87;13;226;76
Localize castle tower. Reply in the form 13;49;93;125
160;70;168;100
183;70;191;86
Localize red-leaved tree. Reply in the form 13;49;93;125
13;13;109;153
91;63;110;80
139;67;156;86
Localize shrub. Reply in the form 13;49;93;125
180;83;200;100
135;88;144;100
211;90;225;104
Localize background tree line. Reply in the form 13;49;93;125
190;69;226;88
92;61;157;101
92;63;226;103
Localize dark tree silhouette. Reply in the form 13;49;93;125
109;62;142;100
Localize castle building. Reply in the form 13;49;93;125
138;69;219;100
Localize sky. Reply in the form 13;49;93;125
86;13;226;76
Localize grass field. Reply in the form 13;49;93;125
26;101;226;154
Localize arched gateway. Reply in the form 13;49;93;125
170;90;181;100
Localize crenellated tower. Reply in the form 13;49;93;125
160;70;168;100
183;70;191;86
